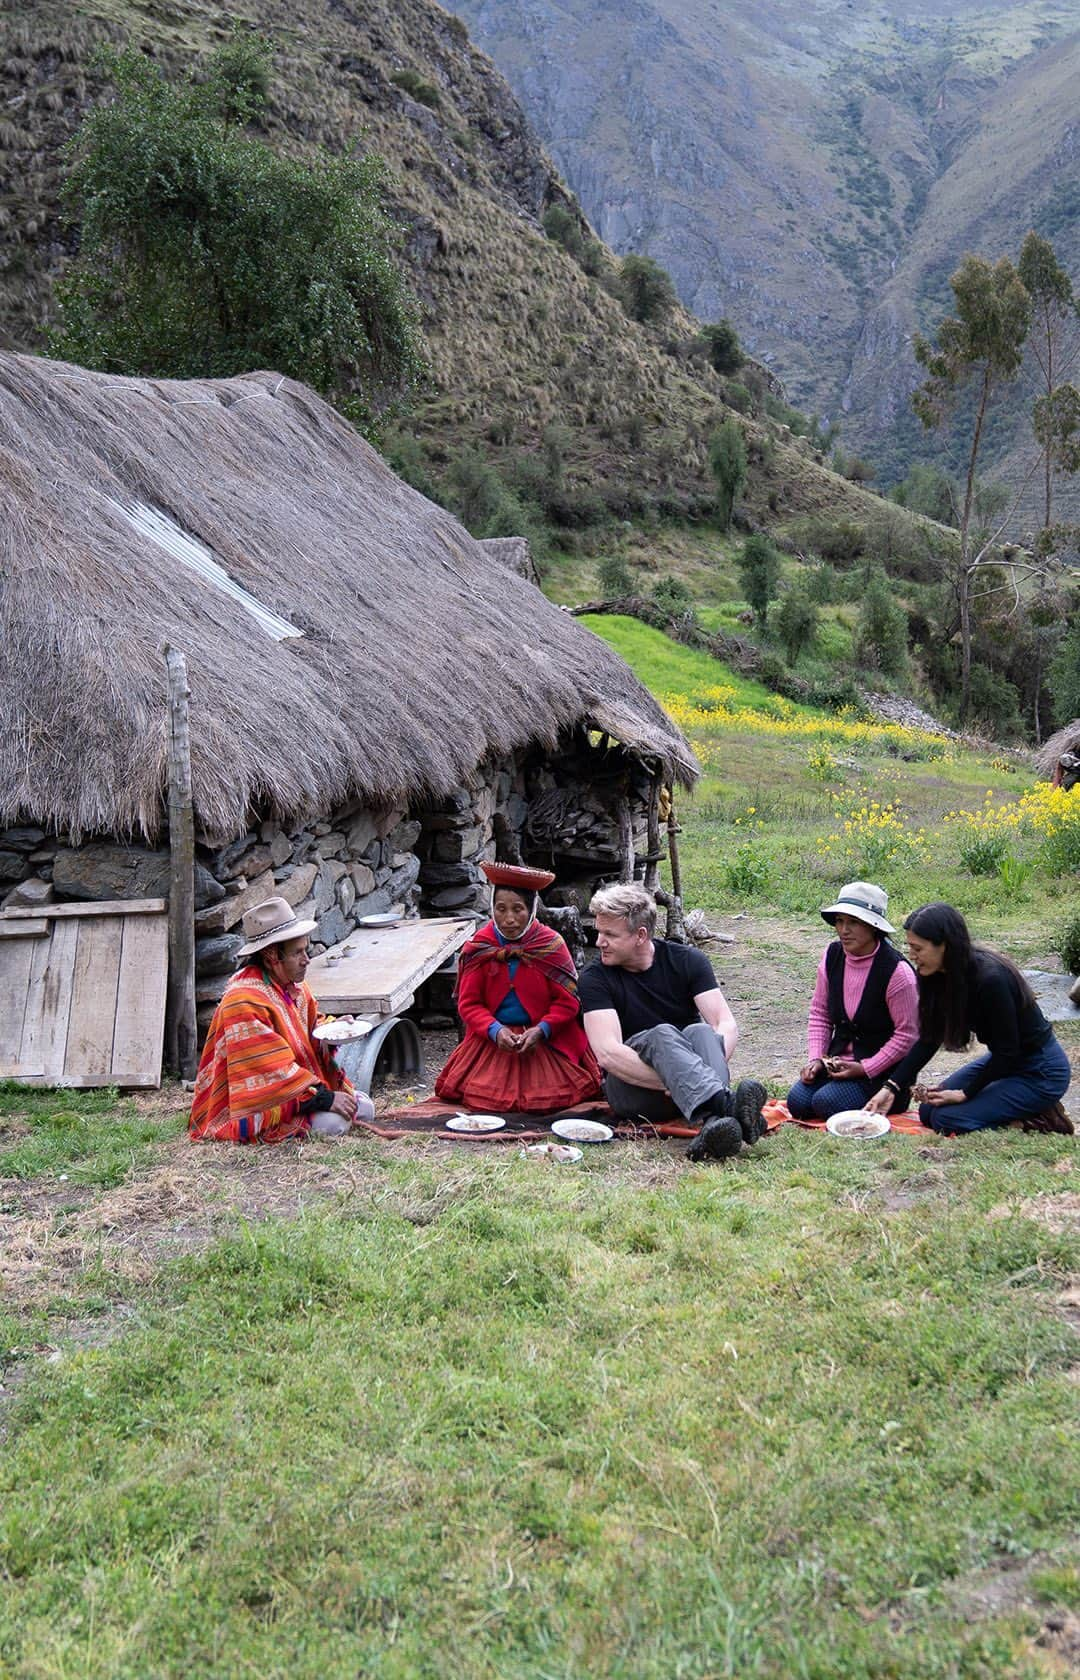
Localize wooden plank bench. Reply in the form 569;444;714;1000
305;916;473;1094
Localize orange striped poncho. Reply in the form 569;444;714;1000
189;966;353;1144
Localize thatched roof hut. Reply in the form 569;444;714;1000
1036;721;1080;780
0;353;695;844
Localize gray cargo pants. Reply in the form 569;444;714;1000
603;1021;731;1124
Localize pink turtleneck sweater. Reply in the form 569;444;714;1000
806;943;919;1078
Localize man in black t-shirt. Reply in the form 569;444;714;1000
580;883;766;1159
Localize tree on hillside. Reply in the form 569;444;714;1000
737;533;781;629
709;418;747;531
1018;231;1080;530
773;587;818;667
855;567;907;679
698;319;743;375
51;39;422;432
617;254;677;324
912;254;1031;722
890;462;956;524
1049;611;1080;727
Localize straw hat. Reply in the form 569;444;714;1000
819;881;894;935
237;895;319;956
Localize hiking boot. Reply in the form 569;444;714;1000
1024;1100;1075;1135
732;1078;768;1145
686;1114;742;1161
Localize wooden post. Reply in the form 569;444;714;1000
644;772;662;894
163;644;197;1080
617;797;634;883
665;795;686;943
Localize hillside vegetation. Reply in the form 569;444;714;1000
0;0;898;531
452;0;1080;498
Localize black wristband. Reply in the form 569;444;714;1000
883;1079;900;1095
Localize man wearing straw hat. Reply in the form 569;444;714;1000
580;883;767;1160
189;896;373;1145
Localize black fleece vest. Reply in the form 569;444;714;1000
825;938;905;1060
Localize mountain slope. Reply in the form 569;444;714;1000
0;0;897;528
449;0;1080;492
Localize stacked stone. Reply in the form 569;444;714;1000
414;757;529;918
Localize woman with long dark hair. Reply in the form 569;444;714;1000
866;903;1073;1134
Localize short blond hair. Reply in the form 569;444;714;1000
589;882;657;935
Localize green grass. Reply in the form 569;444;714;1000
585;618;1071;951
0;1084;181;1187
1;1134;1077;1678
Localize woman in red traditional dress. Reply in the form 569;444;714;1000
435;863;602;1114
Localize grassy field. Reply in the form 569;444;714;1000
1;627;1078;1679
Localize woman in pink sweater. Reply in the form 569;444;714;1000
786;881;919;1120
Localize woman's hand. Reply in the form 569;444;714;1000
330;1089;357;1121
920;1087;966;1107
800;1057;825;1083
865;1087;895;1115
514;1025;545;1054
495;1027;520;1052
826;1058;866;1080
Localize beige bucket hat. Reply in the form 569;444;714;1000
237;895;318;957
819;880;894;935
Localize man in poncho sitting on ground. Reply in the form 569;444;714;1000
189;897;373;1144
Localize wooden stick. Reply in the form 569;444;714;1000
644;773;662;894
163;644;197;1079
666;797;686;943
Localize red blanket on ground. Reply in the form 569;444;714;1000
366;1096;930;1143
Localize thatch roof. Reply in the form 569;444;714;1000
1036;721;1080;778
0;353;696;842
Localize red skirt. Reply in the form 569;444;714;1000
435;1032;602;1114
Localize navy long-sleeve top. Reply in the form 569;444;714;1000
890;950;1053;1097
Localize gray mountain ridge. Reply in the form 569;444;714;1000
450;0;1080;490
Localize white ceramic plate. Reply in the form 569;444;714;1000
313;1019;374;1043
357;913;399;928
522;1142;583;1163
551;1117;614;1144
825;1110;891;1140
446;1113;506;1133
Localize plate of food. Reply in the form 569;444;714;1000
825;1110;891;1140
522;1142;583;1163
313;1018;373;1043
356;913;400;928
551;1117;614;1144
445;1113;505;1133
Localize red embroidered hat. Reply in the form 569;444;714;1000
480;861;555;891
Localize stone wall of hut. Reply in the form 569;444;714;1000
0;728;661;1034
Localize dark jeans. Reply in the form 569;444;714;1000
787;1068;906;1120
604;1021;730;1124
921;1037;1071;1133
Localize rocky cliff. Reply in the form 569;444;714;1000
450;0;1080;487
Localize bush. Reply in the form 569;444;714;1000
542;203;585;263
597;554;634;597
788;517;866;564
617;254;677;323
444;449;539;543
855;567;908;678
698;319;744;375
1051;908;1080;975
966;663;1023;739
652;576;696;617
390;68;441;108
722;840;771;897
724;380;753;414
774;587;819;666
958;830;1010;876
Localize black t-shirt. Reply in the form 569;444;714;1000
578;940;719;1038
